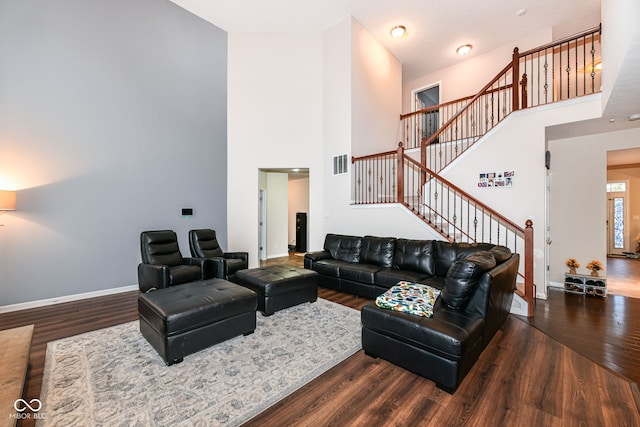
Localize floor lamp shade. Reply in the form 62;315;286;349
0;190;16;211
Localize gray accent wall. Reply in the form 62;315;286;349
0;0;228;305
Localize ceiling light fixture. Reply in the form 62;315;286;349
628;113;640;122
456;44;472;55
390;25;407;39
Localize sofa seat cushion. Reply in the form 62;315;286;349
375;281;441;318
312;259;351;278
374;268;432;288
340;263;384;284
361;301;484;360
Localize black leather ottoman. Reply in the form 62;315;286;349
232;265;318;316
138;279;257;365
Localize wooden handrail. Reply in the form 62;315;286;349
518;25;601;57
402;152;525;234
352;149;397;163
400;95;473;120
400;84;515;120
423;61;513;146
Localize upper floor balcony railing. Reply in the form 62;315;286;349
401;25;601;173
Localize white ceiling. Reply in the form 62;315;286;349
170;0;640;153
170;0;601;81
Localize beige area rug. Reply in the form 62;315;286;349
38;299;361;426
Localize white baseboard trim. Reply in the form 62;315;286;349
0;285;139;314
549;281;564;289
268;252;290;259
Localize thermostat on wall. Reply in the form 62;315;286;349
182;208;193;216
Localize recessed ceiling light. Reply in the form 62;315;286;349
456;44;472;55
628;113;640;122
390;25;407;39
517;8;528;16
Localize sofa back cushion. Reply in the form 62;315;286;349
393;239;436;276
434;241;496;276
488;245;512;263
441;251;497;309
361;236;396;267
324;234;362;263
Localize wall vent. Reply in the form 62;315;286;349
333;153;349;175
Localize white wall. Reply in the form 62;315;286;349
549;127;640;285
601;0;639;110
442;96;602;297
319;17;418;242
227;33;324;265
351;19;403;156
0;0;228;307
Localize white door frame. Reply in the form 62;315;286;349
258;188;267;261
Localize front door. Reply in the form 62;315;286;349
607;181;628;255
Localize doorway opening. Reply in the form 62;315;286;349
412;84;440;144
258;168;309;262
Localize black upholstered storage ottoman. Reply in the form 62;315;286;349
138;279;257;365
232;265;318;316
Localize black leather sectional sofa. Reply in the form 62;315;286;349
304;233;520;393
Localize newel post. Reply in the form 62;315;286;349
397;142;404;203
524;219;535;317
512;47;520;112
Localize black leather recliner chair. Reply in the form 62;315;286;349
189;229;248;279
138;230;208;293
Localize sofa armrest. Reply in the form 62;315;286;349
464;253;520;347
203;257;226;279
304;250;332;269
137;263;171;293
305;250;332;261
224;252;248;263
183;257;208;279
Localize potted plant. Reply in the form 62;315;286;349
586;260;603;277
565;258;580;274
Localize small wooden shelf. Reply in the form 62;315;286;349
564;272;607;297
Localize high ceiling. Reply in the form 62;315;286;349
170;0;640;141
170;0;601;81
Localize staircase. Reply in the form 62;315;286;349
351;26;601;317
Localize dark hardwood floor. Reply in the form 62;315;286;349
0;253;638;426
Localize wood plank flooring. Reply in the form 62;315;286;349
0;253;638;426
607;256;640;299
